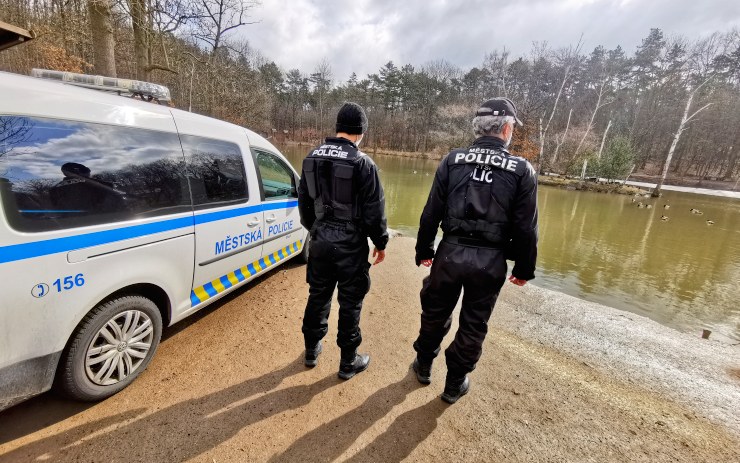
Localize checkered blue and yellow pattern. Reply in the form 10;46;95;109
190;240;303;307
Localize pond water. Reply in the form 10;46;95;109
280;144;740;342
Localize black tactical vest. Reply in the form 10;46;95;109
302;142;360;222
442;146;528;243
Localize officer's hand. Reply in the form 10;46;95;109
421;259;433;267
372;248;385;265
509;275;527;286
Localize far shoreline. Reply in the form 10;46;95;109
278;140;739;198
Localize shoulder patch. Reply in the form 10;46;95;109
449;147;527;175
309;143;358;160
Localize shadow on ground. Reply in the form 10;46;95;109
270;369;447;463
2;358;446;463
1;356;327;462
0;260;303;446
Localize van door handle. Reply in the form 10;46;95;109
266;215;277;223
247;219;260;227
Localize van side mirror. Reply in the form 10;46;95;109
291;175;299;198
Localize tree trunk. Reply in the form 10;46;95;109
552;108;572;167
722;149;737;181
597;120;612;159
576;80;610;180
538;66;571;173
128;0;151;81
582;119;612;181
88;0;116;76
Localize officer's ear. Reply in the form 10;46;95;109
503;122;514;139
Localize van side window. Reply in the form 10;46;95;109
254;150;297;200
0;116;190;232
181;135;248;207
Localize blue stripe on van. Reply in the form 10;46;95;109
0;200;299;264
193;200;298;225
203;282;218;297
0;216;195;265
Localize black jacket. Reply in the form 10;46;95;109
298;137;389;251
415;136;538;280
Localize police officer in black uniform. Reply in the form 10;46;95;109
412;98;538;403
298;102;389;380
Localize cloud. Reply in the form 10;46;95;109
2;118;183;181
243;0;740;80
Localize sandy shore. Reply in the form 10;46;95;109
0;237;738;462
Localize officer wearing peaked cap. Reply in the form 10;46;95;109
298;102;389;380
412;97;539;403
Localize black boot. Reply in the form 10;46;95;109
412;357;432;385
338;351;370;380
441;374;470;404
305;341;322;367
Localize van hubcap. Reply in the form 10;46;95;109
85;310;153;386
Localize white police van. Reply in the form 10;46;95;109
0;70;308;409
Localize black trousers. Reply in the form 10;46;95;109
302;222;371;355
413;241;507;377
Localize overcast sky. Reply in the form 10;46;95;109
244;0;740;81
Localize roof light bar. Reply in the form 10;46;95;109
31;68;172;103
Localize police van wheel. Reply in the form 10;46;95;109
55;295;163;402
297;234;310;263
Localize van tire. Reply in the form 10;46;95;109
55;295;163;402
297;234;310;263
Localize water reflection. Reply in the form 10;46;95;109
280;144;740;342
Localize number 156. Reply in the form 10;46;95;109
53;274;85;292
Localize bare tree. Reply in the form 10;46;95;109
537;37;583;172
578;78;614;179
193;0;259;56
652;78;713;196
309;59;332;137
123;0;192;79
581;119;612;180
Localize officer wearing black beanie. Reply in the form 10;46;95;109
335;102;368;134
298;102;388;380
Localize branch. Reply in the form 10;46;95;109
597;98;616;110
691;74;714;94
182;51;208;65
685;102;713;123
192;33;216;48
144;63;179;74
220;20;259;35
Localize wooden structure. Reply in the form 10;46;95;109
0;20;35;51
